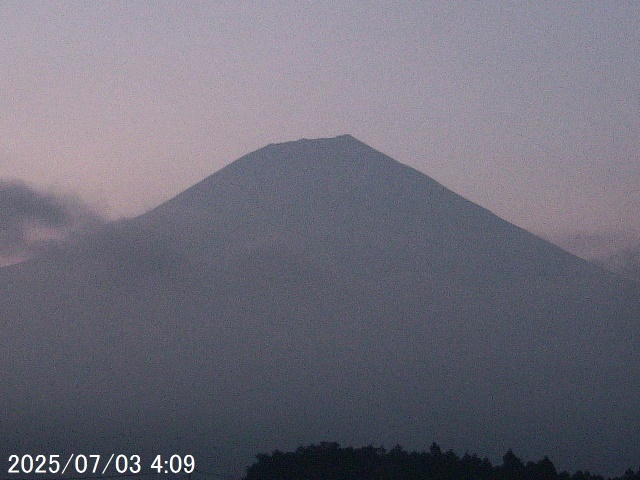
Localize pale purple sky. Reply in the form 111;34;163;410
2;1;638;259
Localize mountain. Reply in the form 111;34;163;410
1;135;638;476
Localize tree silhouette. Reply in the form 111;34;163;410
243;442;637;480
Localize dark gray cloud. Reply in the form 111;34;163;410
0;180;105;262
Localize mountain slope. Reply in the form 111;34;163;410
1;135;638;476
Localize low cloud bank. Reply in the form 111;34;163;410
0;180;105;264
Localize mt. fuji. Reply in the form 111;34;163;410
1;135;638;476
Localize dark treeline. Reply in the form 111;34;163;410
244;442;640;480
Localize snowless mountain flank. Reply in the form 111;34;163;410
1;135;638;476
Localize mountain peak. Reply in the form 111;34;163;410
257;133;371;160
151;134;447;219
268;133;358;147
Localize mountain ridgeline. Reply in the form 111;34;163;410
0;135;638;476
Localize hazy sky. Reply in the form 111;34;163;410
2;1;638;258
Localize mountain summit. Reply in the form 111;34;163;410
1;136;638;476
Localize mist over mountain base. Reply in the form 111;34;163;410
1;136;638;477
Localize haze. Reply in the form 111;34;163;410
2;136;639;477
1;2;638;265
1;4;640;477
